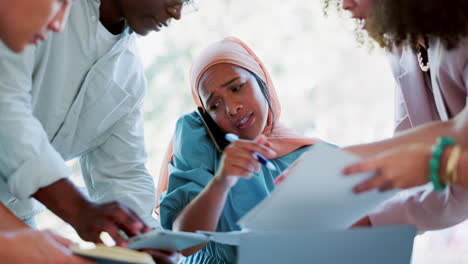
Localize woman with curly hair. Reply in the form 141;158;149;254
322;0;468;230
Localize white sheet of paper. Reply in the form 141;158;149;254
195;230;249;246
128;230;209;251
238;143;397;231
238;226;416;264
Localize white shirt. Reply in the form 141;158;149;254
0;0;157;227
96;21;122;58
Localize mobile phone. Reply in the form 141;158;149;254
197;107;230;152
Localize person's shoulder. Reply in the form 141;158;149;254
436;36;468;76
173;111;215;155
175;111;204;132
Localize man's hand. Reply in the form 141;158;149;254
34;179;150;246
71;201;151;246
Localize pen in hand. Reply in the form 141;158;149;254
225;133;277;171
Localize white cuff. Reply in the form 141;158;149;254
8;148;71;200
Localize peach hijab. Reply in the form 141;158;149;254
155;37;319;215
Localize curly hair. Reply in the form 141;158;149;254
322;0;468;51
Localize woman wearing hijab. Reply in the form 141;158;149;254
158;37;319;263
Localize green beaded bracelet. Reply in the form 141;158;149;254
429;137;456;191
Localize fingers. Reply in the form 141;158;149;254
254;135;267;145
99;222;128;247
353;174;389;193
274;174;286;185
223;147;261;176
230;140;276;159
106;202;147;238
350;216;372;228
378;181;394;192
127;209;152;233
343;159;378;175
344;156;398;193
74;202;150;245
48;231;75;248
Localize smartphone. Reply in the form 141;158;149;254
197;107;230;152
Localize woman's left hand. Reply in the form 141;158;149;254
343;144;432;193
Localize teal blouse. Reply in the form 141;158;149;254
160;112;311;264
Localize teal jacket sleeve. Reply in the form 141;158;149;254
160;112;219;230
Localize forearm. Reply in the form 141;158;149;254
0;232;13;262
0;204;28;230
347;107;468;157
173;178;229;256
346;119;457;157
33;178;91;227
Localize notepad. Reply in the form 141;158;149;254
71;244;155;264
238;143;397;231
127;229;210;251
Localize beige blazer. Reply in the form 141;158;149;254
391;38;468;132
369;38;468;230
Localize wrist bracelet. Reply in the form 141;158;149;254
445;145;462;185
430;137;456;191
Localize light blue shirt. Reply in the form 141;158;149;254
0;0;156;226
160;112;311;264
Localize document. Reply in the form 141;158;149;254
128;229;210;251
126;228;246;251
196;230;249;246
238;226;417;264
238;143;397;231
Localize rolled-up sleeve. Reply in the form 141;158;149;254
80;101;157;227
369;184;468;230
0;43;71;201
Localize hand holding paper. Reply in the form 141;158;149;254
238;143;397;231
344;144;432;192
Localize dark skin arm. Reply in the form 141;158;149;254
32;179;179;264
33;179;150;246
